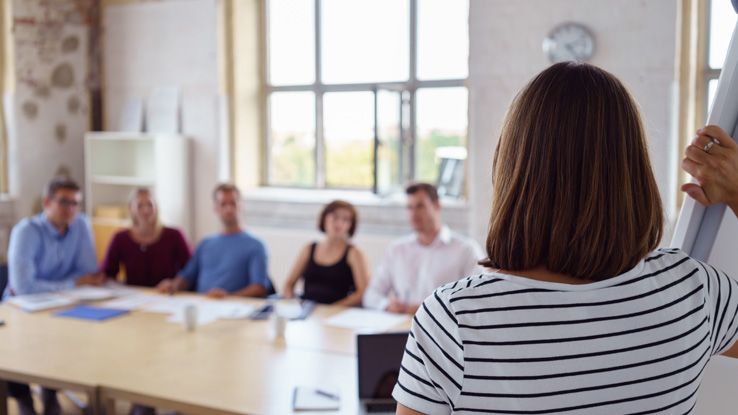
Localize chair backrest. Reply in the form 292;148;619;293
0;264;8;298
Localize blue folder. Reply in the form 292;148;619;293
54;305;129;321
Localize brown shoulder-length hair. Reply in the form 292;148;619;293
318;200;358;237
481;62;663;281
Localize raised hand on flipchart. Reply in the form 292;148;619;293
682;125;738;214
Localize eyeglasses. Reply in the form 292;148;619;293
54;197;80;208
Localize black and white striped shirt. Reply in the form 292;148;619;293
392;248;738;414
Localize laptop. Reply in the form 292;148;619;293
357;331;410;414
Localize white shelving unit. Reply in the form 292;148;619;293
84;132;191;239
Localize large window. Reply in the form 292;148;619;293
265;0;469;194
705;0;737;114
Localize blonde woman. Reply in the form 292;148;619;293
100;188;191;287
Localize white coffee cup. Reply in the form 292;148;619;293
183;304;197;332
270;312;287;340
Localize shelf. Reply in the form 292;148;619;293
86;132;155;141
91;175;155;186
92;217;131;227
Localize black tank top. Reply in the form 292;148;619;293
302;242;355;304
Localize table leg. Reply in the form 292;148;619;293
86;387;102;415
101;389;117;415
0;380;8;415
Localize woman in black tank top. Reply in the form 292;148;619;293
282;201;369;306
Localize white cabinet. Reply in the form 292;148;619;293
84;132;191;239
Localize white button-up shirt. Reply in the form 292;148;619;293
363;226;485;310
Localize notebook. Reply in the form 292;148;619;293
54;306;129;321
7;293;76;312
292;386;340;411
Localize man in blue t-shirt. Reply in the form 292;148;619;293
157;184;271;298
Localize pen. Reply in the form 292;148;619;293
315;389;339;401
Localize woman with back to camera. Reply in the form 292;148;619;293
100;187;191;287
394;62;738;414
282;200;369;306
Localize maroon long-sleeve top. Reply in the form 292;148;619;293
101;227;192;287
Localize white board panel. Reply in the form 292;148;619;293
673;17;738;415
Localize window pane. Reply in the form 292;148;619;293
268;0;315;85
324;92;374;188
321;0;409;84
376;90;404;194
707;78;719;115
417;0;469;80
709;0;738;69
269;92;316;186
415;88;468;185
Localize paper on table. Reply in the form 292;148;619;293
167;307;220;326
7;293;76;312
61;287;116;302
211;301;256;320
292;386;340;411
140;297;195;314
324;309;408;331
275;301;304;319
98;294;158;310
142;297;255;326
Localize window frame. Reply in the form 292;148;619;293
261;0;468;192
703;0;723;119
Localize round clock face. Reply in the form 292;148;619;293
543;23;595;63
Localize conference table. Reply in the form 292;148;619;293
0;290;411;415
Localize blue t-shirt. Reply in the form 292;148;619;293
180;231;271;294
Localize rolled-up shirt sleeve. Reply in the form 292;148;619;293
700;260;738;355
247;242;271;291
363;248;395;310
70;216;98;280
393;286;463;414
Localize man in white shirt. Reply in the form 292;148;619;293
363;183;484;314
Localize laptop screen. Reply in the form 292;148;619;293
357;332;410;400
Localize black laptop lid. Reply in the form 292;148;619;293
357;332;410;400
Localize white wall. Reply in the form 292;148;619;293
467;0;679;244
103;0;223;241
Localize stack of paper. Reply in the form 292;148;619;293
324;309;408;331
141;297;256;327
61;287;116;302
6;293;76;312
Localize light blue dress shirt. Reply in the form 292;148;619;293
5;213;97;297
180;231;271;294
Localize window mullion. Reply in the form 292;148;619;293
315;0;326;188
408;0;418;182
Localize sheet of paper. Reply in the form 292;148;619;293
140;297;195;314
292;386;340;411
324;309;408;331
146;86;180;133
117;98;144;132
209;301;256;320
275;301;304;320
141;297;255;325
7;293;76;312
61;287;116;302
98;294;158;310
167;307;220;326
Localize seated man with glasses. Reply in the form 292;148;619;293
4;178;102;415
